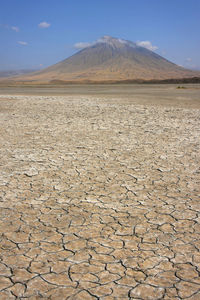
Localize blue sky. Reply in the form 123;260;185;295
0;0;199;70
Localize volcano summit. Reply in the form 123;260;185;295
11;36;200;83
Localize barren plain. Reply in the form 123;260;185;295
0;84;200;299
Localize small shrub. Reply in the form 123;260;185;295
177;86;186;89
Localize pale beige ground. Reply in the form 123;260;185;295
0;85;200;299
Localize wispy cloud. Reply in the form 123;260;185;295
74;36;125;49
0;24;19;32
18;41;28;46
184;58;197;69
38;22;51;28
74;42;94;49
11;26;19;32
136;41;158;51
0;24;8;29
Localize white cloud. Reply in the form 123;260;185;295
136;41;158;51
186;57;192;62
74;42;94;49
38;22;51;28
97;36;127;45
11;26;19;32
18;41;28;46
74;37;126;49
74;37;158;52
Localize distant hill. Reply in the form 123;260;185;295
2;36;200;83
0;69;38;78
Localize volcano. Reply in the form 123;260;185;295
9;36;200;82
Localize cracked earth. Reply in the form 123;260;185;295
0;91;200;299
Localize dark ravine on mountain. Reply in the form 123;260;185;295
3;36;200;83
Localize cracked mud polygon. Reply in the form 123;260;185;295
0;84;200;299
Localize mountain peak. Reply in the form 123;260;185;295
94;36;138;50
99;35;122;43
97;36;130;47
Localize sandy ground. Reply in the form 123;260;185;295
0;84;200;108
0;85;200;299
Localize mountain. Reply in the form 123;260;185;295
5;36;200;83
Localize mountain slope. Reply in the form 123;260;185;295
8;36;200;82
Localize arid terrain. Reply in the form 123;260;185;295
0;84;200;299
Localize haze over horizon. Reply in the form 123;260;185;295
0;0;200;71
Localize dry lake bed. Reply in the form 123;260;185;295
0;84;200;299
